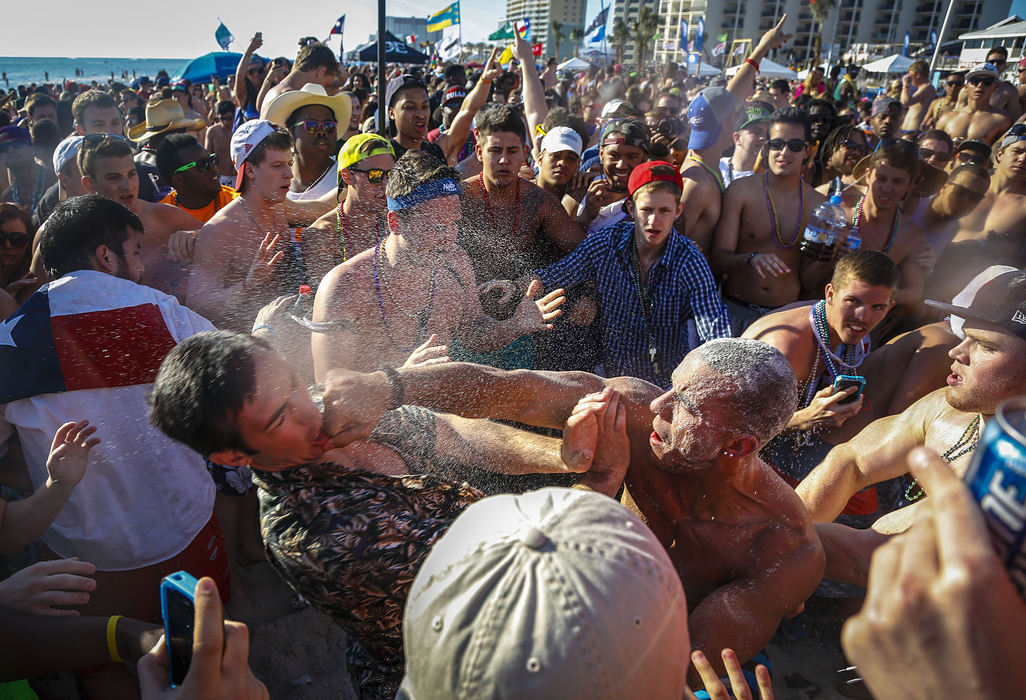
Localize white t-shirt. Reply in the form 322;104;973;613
286;157;338;201
719;156;754;187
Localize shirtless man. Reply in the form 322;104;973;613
956;48;1022;123
921;71;963;131
937;63;1012;146
898;60;935;135
311;150;564;377
187;121;334;330
797;270;1026;533
679;16;792;255
301;134;394;285
77;135;197;298
743;252;895;486
319;336;825;679
834;144;929;311
458;104;584;290
931;126;1026;302
257;42;346;115
712;107;827;334
205;100;236;187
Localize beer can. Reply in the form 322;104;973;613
963;396;1026;599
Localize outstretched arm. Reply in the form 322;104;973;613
796;391;939;522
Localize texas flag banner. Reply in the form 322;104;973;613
0;271;213;404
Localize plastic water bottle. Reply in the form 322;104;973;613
289;285;313;326
800;195;848;261
846;224;862;252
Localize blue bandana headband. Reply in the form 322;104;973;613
386;178;461;211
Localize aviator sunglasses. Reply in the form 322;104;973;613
296;120;337;134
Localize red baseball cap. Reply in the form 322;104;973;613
627;161;684;197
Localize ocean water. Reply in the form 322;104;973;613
0;57;188;87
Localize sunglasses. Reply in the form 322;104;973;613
296;120;337;134
82;133;128;145
173;153;218;174
767;138;807;152
0;231;28;247
348;167;390;183
946;182;986;204
809;115;833;123
918;147;952;162
946;80;964;86
842;139;868;153
990;59;1007;66
956;151;986;165
0;140;28;154
968;76;996;87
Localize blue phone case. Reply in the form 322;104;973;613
160;570;199;688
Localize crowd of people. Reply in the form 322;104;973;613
1;15;1026;699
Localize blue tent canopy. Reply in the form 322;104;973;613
172;51;267;83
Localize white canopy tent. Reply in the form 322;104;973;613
726;57;796;79
689;61;721;78
860;54;914;74
557;57;590;71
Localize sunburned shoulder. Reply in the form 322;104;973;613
743;304;810;344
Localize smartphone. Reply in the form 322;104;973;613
160;571;199;688
832;375;866;404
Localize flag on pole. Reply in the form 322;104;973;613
712;42;726;56
488;22;515;41
215;20;234;51
324;15;345;43
585;7;609;36
679;20;688;51
439;24;461;61
732;42;746;55
532;42;543;56
717;32;728;43
696;18;705;52
586;23;606;45
427;1;461;32
518;17;532;41
407;34;417;45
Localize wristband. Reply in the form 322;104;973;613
380;365;405;410
481;77;493;85
745;58;760;72
106;615;124;663
747;252;758;267
252;323;274;334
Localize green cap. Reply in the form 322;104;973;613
736;101;773;132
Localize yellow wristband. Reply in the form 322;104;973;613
106;615;124;663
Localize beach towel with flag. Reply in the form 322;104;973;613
215;21;234;51
427;1;461;33
0;270;216;570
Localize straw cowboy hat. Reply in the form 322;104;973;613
260;83;352;129
127;99;206;143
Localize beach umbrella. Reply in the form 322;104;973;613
172;51;251;83
860;54;914;75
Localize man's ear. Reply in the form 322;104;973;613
81;175;95;193
93;244;119;274
386;209;400;234
723;434;758;459
208;449;253;468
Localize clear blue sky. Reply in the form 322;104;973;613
0;1;604;59
1012;0;1026;20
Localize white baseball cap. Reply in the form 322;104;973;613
398;487;689;700
52;134;84;176
540;126;583;157
230;119;277;189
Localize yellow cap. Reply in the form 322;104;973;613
337;133;396;173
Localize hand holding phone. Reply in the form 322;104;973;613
833;374;866;405
139;574;268;699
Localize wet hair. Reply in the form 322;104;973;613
72;89;118;126
769;106;812;143
38;193;142;279
868;141;918;178
78;134;134;179
156;132;201;182
692;338;798;448
475;103;526;141
910;60;929;76
26;93;56;118
295;42;340;75
385;150;460;222
918;128;953;150
149;330;273;457
830;250;900;293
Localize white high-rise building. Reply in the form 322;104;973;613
647;0;1011;68
506;0;588;59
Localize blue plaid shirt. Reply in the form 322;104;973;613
537;221;731;388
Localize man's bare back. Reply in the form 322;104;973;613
678;161;723;255
135;199;199;298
